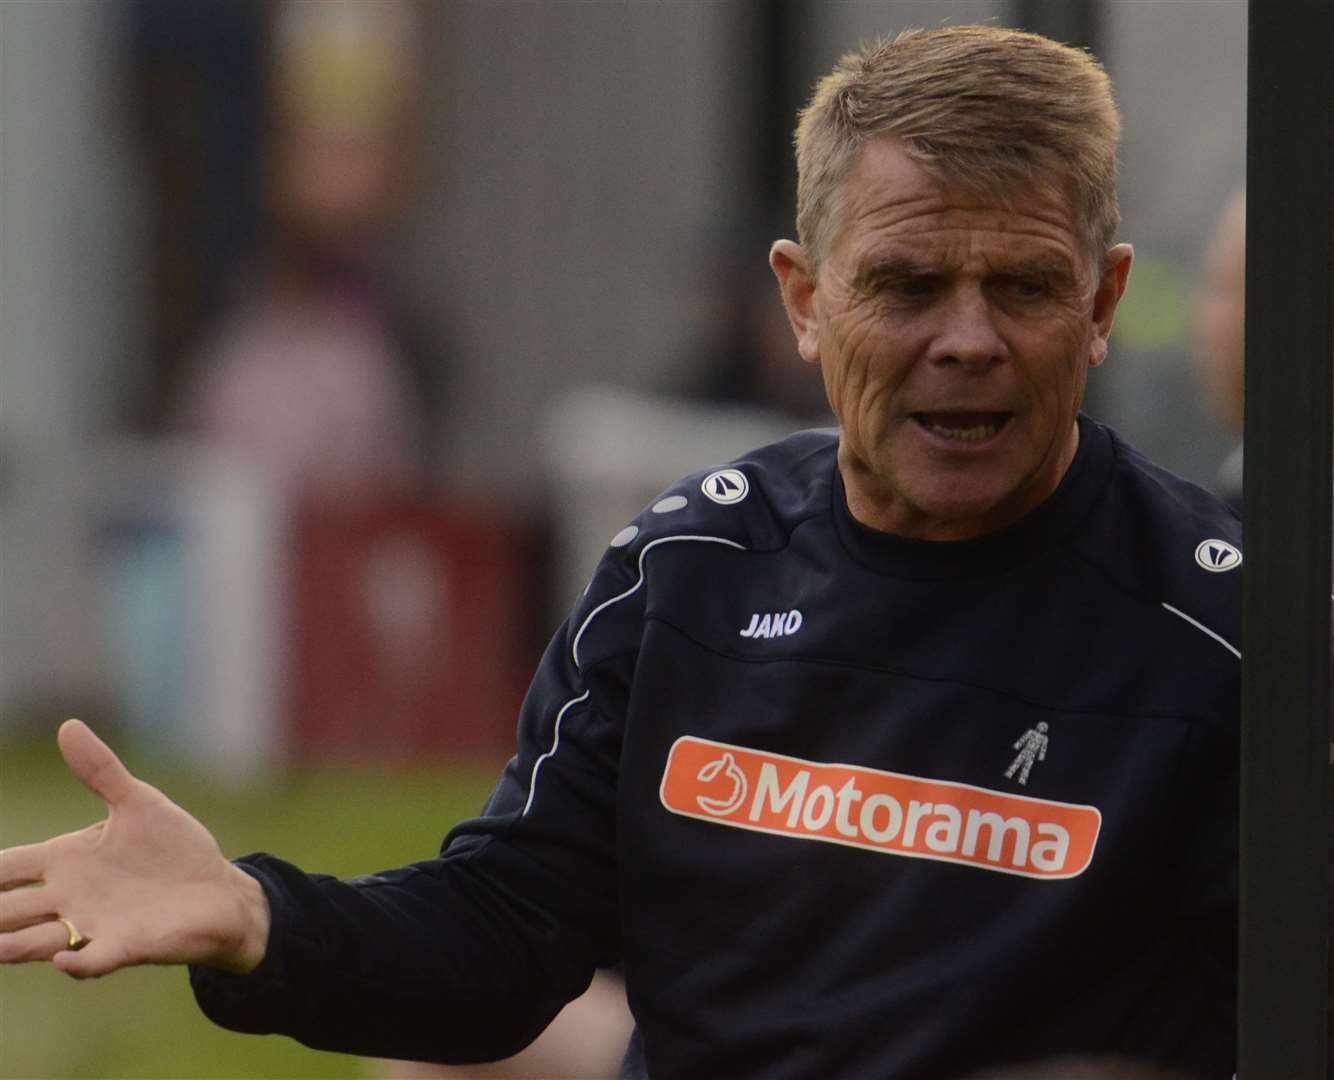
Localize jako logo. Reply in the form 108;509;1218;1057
1194;539;1242;572
660;736;1101;880
740;609;803;638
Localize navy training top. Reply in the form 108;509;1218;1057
192;415;1243;1078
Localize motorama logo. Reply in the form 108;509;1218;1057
660;736;1102;880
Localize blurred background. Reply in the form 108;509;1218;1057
0;1;1246;1076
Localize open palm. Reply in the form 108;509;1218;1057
0;720;269;978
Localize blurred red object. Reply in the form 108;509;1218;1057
290;499;536;764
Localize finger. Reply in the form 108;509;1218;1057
57;719;138;808
0;919;70;964
0;883;54;931
0;841;46;889
53;937;127;980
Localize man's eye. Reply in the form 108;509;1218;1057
892;277;937;298
994;276;1047;300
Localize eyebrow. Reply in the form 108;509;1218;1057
854;253;1079;292
852;256;937;291
999;257;1078;281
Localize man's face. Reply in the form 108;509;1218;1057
773;138;1132;541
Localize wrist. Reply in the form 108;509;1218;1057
212;864;272;976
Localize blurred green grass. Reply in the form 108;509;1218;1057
0;729;504;1080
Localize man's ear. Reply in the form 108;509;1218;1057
1088;243;1134;367
769;240;822;364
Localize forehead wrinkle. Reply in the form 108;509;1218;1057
839;190;1081;268
864;214;1079;251
828;137;1095;274
841;188;942;236
843;176;1077;233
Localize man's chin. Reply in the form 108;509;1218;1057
887;474;1040;541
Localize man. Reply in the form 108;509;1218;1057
0;27;1242;1078
1192;189;1246;510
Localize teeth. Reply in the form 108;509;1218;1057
924;419;1001;442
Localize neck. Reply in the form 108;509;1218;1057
838;421;1082;541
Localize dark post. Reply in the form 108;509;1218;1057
1011;0;1100;53
1239;1;1333;1076
753;0;809;218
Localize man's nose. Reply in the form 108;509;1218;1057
926;290;1009;370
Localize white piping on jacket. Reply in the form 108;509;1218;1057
521;690;590;817
523;534;747;817
1161;602;1241;659
571;535;747;669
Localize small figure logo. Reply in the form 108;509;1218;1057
1005;722;1049;787
1194;539;1242;573
694;751;748;816
701;468;749;505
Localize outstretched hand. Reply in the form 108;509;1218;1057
0;720;270;978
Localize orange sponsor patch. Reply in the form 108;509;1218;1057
659;736;1101;880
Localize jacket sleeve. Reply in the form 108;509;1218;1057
189;543;643;1065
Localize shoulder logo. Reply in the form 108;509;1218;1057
1194;538;1242;573
702;468;749;505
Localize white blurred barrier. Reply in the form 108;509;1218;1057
86;439;287;784
540;385;802;611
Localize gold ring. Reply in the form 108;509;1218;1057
56;916;89;951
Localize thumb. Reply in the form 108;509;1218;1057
57;719;138;808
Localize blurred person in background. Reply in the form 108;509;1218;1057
108;0;467;770
1191;189;1246;511
1;26;1246;1079
169;2;636;1070
130;2;634;1072
171;0;443;507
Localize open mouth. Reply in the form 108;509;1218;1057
912;411;1012;443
